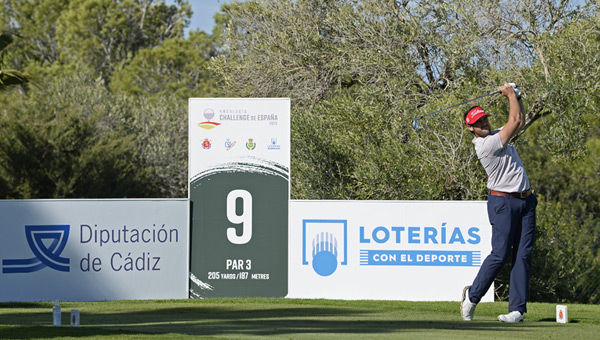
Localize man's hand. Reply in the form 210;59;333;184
499;83;518;98
509;83;521;99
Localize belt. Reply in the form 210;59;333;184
489;189;531;198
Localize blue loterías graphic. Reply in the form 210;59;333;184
311;232;338;276
302;219;348;277
3;225;70;273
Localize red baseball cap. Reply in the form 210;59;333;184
465;106;490;125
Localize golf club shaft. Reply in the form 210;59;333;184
416;90;500;121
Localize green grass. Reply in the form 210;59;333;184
1;298;599;339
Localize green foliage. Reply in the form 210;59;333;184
0;0;192;83
0;0;68;70
0;0;204;199
0;72;160;198
55;0;191;82
109;32;219;100
0;32;30;91
531;15;600;159
291;85;487;201
532;199;600;303
107;94;189;198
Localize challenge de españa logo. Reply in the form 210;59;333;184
198;108;221;130
2;225;70;273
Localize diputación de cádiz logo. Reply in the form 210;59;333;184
2;225;70;273
302;220;348;277
198;108;221;130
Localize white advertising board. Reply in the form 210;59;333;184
0;199;189;302
288;200;494;301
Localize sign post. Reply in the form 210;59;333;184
188;98;290;298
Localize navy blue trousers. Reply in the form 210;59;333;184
469;193;537;313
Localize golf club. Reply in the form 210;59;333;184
411;83;519;130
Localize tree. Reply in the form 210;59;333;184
0;0;200;198
109;31;219;100
0;1;193;83
55;0;192;82
0;0;68;73
106;93;190;198
0;32;30;91
0;71;159;198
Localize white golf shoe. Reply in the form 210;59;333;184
461;285;477;321
498;311;524;323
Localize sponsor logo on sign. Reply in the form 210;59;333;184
202;139;212;149
301;218;483;278
358;223;482;267
224;139;236;150
246;138;256;150
198;108;221;130
267;138;281;150
3;225;70;273
302;220;348;277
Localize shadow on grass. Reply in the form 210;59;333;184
538;317;579;323
0;302;49;309
0;325;140;339
0;304;554;339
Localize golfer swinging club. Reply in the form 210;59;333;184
461;83;538;323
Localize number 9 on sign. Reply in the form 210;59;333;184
227;190;252;244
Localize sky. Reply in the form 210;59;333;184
187;0;235;34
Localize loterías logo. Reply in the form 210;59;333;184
302;220;348;277
2;225;70;273
311;232;339;276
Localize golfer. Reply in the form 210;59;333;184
460;83;538;323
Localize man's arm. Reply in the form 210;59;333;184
517;95;525;131
497;83;523;146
